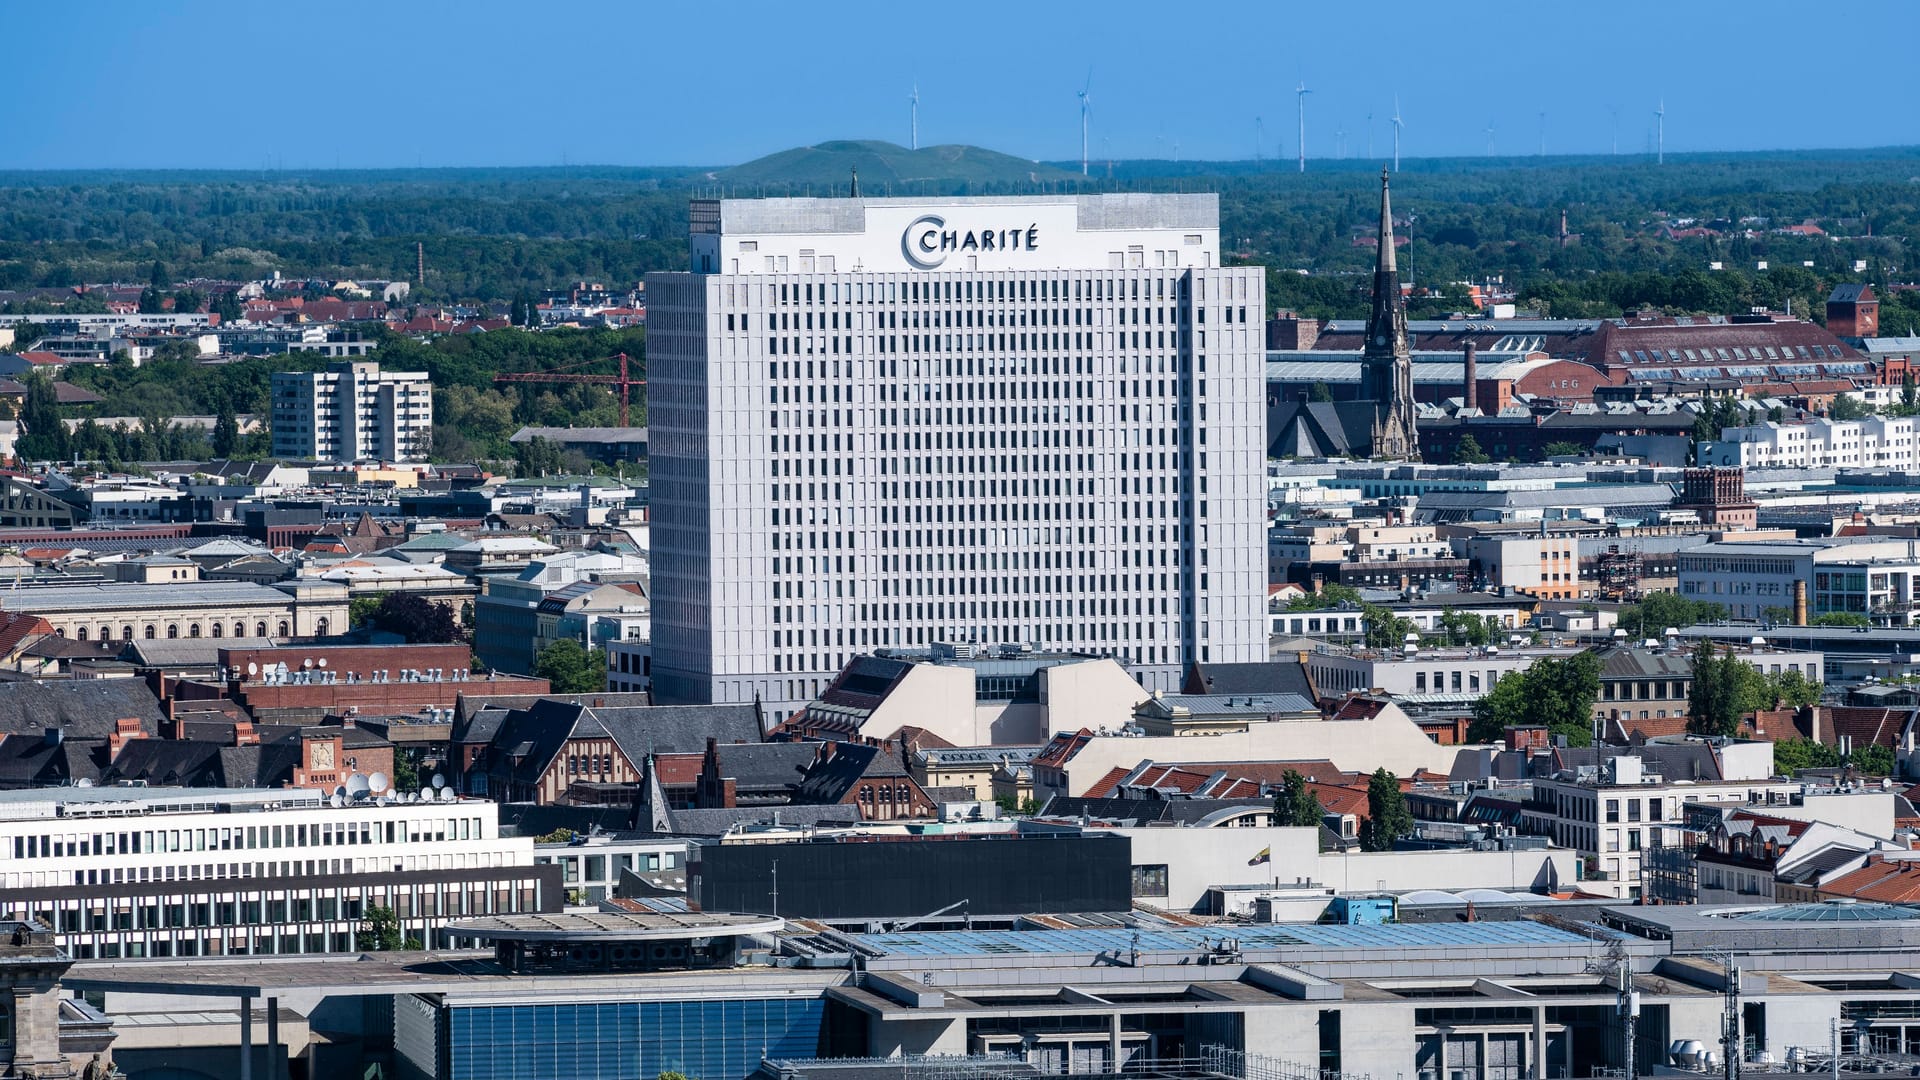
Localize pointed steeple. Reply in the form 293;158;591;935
1359;167;1419;460
1376;166;1397;274
850;166;861;199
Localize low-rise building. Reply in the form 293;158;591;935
0;784;555;959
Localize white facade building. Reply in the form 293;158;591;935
271;360;433;462
0;785;549;959
647;194;1268;714
1677;537;1920;623
1703;416;1920;470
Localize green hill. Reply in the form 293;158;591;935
715;140;1080;194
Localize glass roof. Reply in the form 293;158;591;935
1723;901;1920;923
849;919;1607;959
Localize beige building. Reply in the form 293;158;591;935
912;746;1043;802
5;580;349;643
1466;534;1583;600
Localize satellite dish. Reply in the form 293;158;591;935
333;785;347;798
318;658;328;669
246;662;258;676
431;773;446;790
76;778;94;787
303;658;315;670
346;774;371;797
439;788;456;803
329;793;344;808
368;771;390;793
419;787;434;803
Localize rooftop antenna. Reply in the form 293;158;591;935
1078;69;1093;177
1656;98;1666;165
909;83;919;150
1295;81;1312;173
1391;96;1404;173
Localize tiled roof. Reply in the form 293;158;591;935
1819;856;1920;903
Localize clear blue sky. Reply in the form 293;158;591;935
5;0;1913;170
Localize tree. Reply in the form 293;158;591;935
391;751;419;794
1617;592;1728;640
171;288;205;315
1687;641;1768;738
355;905;406;952
213;290;243;323
1765;668;1823;709
1850;742;1895;777
513;435;563;478
1542;440;1586;457
348;593;386;630
1362;603;1416;651
1810;612;1871;628
370;591;463;644
1361;769;1412;852
1772;737;1839;776
1828;394;1871;421
211;405;239;457
15;373;68;462
533;639;606;693
137;286;167;315
1273;770;1325;828
1468;651;1601;746
1310;382;1334;403
1285;582;1362;612
1452;433;1491;464
148;260;171;290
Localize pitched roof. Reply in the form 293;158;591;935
1818;855;1920;903
1181;659;1317;700
0;679;163;741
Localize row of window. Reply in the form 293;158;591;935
62;619;294;641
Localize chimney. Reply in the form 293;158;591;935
1793;579;1809;627
1462;341;1478;412
233;720;260;747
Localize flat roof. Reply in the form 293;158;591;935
0;581;295;612
845;919;1607;960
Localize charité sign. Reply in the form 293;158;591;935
901;214;1040;270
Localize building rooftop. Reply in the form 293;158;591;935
446;911;782;943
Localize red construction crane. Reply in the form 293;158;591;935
493;352;645;426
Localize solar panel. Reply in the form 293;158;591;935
845;920;1609;959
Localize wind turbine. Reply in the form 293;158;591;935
1078;70;1093;176
1335;126;1346;160
1655;98;1665;165
909;84;919;150
1484;121;1496;157
1366;112;1374;160
1608;105;1619;155
1390;96;1404;173
1256;117;1265;165
1295;81;1311;173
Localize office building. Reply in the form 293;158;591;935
271;360;433;463
0;785;554;960
647;193;1268;713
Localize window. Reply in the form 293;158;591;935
1605;799;1620;823
1130;864;1169;897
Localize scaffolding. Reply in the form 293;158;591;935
1598;543;1644;604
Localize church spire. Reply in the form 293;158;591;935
1360;167;1419;460
1377;166;1397;274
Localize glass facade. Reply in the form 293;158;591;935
446;997;825;1080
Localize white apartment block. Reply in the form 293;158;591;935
0;785;549;959
1702;416;1920;470
1535;756;1796;899
1305;644;1584;698
647;194;1268;714
271;359;432;462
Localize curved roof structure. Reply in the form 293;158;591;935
445;911;784;943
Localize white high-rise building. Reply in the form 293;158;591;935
646;194;1267;714
271;359;433;462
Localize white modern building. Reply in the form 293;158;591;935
647;194;1268;714
1304;643;1583;698
1702;416;1920;470
1677;536;1920;623
270;360;433;462
0;785;552;959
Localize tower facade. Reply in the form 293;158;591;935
647;194;1269;715
1359;169;1418;460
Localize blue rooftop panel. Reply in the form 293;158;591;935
848;919;1606;958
